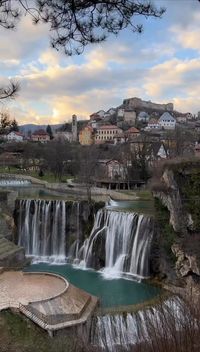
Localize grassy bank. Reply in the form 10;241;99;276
0;310;81;352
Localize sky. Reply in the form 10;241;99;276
0;0;199;125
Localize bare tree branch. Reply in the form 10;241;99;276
0;0;166;55
0;80;20;101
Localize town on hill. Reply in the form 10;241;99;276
0;96;199;191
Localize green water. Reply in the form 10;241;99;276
106;199;154;215
25;263;160;308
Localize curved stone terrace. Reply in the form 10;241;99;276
0;270;98;332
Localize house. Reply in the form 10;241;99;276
90;110;105;120
137;111;150;122
89;120;102;129
54;131;72;142
117;108;124;118
146;142;168;165
106;159;126;180
159;112;176;130
147;118;161;130
176;116;187;123
90;113;103;121
186;112;193;120
6;131;24;142
96;159;126;180
113;132;126;145
79;126;94;145
125;127;140;140
31;129;50;142
95;125;123;144
123;110;136;124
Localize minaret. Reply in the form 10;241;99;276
72;114;78;142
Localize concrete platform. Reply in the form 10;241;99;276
0;271;98;332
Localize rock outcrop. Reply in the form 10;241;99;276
0;190;26;267
151;159;200;290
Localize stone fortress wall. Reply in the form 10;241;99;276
123;97;174;112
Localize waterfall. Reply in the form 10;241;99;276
90;298;187;351
18;199;67;263
0;179;31;187
17;200;153;277
78;209;153;279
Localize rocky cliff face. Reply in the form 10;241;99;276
151;159;200;290
154;169;190;235
0;190;26;267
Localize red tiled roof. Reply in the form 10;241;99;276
126;127;139;133
9;131;23;136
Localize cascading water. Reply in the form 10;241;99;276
90;297;186;351
0;179;31;187
78;209;153;279
17;200;153;277
18;199;67;263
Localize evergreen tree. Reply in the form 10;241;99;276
46;125;54;140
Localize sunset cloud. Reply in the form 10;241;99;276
0;0;199;124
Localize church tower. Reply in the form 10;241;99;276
72;114;78;142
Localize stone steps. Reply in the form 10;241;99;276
19;304;48;329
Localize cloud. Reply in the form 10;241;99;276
142;58;200;114
0;17;49;62
170;10;200;52
0;0;199;123
6;52;200;123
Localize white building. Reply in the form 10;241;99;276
95;125;123;144
147;118;161;130
159;112;176;130
117;108;124;118
7;131;24;142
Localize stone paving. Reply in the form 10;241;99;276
29;284;92;324
0;271;66;305
0;270;98;331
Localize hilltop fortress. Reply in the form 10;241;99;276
123;97;174;112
